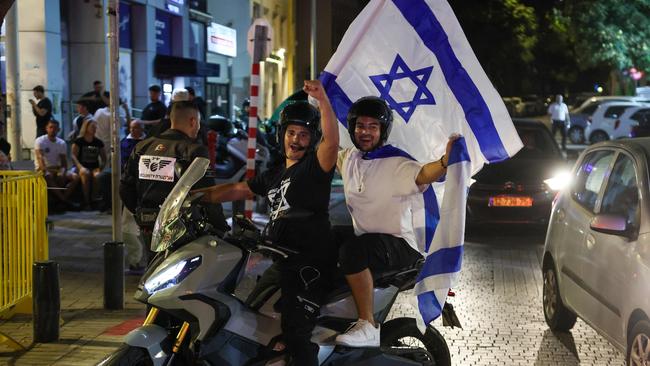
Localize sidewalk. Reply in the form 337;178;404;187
0;189;349;366
0;211;145;366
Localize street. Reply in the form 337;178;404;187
0;180;629;365
388;225;624;365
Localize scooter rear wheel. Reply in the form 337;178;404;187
381;317;451;366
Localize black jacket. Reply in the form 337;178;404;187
120;129;227;230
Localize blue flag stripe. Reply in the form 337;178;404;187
416;245;464;282
448;137;471;165
320;71;353;128
418;290;443;325
423;186;439;251
391;0;509;163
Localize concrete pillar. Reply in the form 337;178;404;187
15;0;63;150
131;4;156;110
66;0;108;102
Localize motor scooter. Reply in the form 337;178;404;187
98;157;452;366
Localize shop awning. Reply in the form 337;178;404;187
154;55;220;78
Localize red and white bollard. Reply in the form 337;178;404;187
245;63;260;219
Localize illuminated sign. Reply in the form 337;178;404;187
207;23;237;58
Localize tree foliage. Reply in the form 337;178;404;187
559;0;650;71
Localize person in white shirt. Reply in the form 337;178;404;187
335;96;457;347
34;119;80;204
93;94;131;150
547;94;571;150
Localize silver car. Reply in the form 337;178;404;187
542;138;650;365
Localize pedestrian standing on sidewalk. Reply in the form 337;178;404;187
29;85;53;137
81;80;108;114
547;94;570;150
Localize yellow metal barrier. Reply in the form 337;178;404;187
0;170;49;321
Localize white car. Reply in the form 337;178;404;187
542;138;650;364
568;96;650;144
583;102;649;144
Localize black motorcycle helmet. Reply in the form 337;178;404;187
346;96;393;150
277;101;322;157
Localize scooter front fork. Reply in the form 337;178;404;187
144;308;191;366
162;321;191;366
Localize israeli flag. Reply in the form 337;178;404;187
321;0;522;173
320;0;522;328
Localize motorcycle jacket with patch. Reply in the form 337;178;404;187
120;128;228;231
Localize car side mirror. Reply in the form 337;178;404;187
590;214;628;236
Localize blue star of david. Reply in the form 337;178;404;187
369;54;436;123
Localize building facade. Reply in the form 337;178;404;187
4;0;297;158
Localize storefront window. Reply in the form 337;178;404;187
189;21;205;61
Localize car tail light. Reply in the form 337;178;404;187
614;119;620;130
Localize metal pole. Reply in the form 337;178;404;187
310;0;317;79
107;0;122;241
245;25;267;218
33;261;60;342
103;242;124;309
5;3;21;160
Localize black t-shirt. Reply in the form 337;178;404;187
247;152;335;261
0;137;10;155
34;98;53;135
81;91;107;114
141;101;167;121
73;137;104;170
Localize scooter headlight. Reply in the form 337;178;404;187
144;255;202;294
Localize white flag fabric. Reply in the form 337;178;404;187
320;0;522;328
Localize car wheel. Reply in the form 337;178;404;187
568;126;585;144
543;261;577;331
627;320;650;366
590;131;609;144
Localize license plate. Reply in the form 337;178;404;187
489;195;533;207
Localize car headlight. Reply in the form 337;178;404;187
144;255;202;294
544;170;571;191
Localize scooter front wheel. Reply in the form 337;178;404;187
98;345;154;366
381;317;451;366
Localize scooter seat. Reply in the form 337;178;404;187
324;259;423;303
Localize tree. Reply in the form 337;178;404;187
558;0;650;94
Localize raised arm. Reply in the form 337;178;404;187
415;135;459;185
303;80;339;172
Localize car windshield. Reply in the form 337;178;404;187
150;157;211;252
512;125;561;160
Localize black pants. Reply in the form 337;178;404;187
336;227;422;276
279;257;333;366
551;120;567;150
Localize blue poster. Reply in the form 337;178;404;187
155;10;172;56
119;2;131;49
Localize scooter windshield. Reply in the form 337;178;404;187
151;157;210;252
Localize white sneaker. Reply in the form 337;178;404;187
335;319;380;347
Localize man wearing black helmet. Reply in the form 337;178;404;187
196;80;338;366
335;96;459;347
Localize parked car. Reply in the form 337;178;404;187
521;95;546;116
466;119;568;226
568;96;649;144
503;97;524;117
629;108;650;138
584;102;648;144
542;138;650;365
